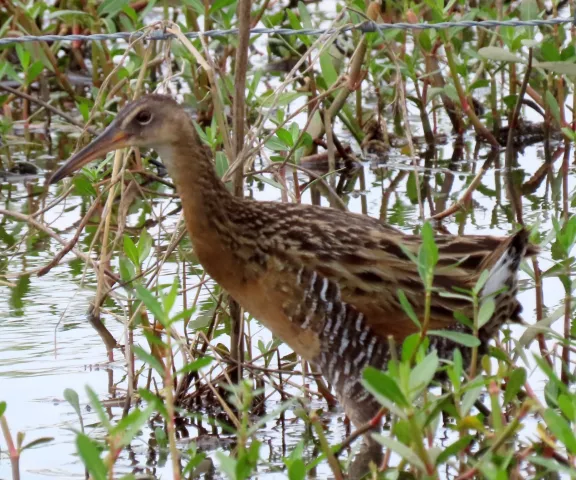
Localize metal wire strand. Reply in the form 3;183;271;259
0;17;573;46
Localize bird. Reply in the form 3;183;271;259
50;94;537;461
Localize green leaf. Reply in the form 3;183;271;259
541;40;561;62
520;0;538;20
533;354;567;394
521;39;539;48
177;356;213;374
21;436;54;450
529;456;576;476
545;91;561;124
26;61;44;85
320;51;339;88
418;222;438;286
72;175;96;197
260;91;308;108
135;285;165;324
436;435;473;465
461;384;483;416
297;1;313;28
287;440;305;463
209;0;236;14
477;298;495;329
215;151;229;179
504;367;526;404
112;404;155;447
133;346;164;374
429;330;480;348
97;0;129;16
418;31;432;52
265;136;289;151
48;9;93;20
76;99;92;123
15;44;30;71
440;291;473;302
63;388;83;429
247;70;263;103
558;394;576;422
289;122;300;144
187;314;213;331
0;401;6;417
85;387;111;430
76;433;107;480
443;84;460;104
409;351;439;395
216;452;238;479
119;257;136;284
447;348;463;389
0;62;20;84
478;47;524;63
169;307;196;325
473;269;490;295
181;0;205;15
543;408;576;454
371;434;427;472
137;230;153;264
193;121;210;145
123;235;139;266
401;333;421;362
182;448;207;475
427;87;445;104
288;458;306;480
470;79;490;91
362;367;409;408
561;127;576;141
275;128;294;147
285;8;302;30
397;289;421;328
536;61;576;76
406;171;419;204
162;277;179;316
138;389;169;419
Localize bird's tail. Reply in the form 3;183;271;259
478;228;535;327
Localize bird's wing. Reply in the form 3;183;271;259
254;202;535;342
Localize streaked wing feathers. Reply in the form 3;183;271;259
251;202;537;341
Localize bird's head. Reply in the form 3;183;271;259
50;94;187;184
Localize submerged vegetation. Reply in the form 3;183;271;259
1;0;576;478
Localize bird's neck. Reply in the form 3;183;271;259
155;125;249;284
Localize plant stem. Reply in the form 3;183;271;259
444;42;499;147
0;416;20;480
407;412;435;475
164;334;181;480
311;414;344;480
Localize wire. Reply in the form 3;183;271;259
0;17;573;46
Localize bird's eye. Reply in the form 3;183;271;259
135;110;152;125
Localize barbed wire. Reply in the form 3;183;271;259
0;16;574;46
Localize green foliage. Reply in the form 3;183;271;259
76;433;107;480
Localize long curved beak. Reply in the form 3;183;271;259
49;126;132;184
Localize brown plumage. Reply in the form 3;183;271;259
50;95;537;446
